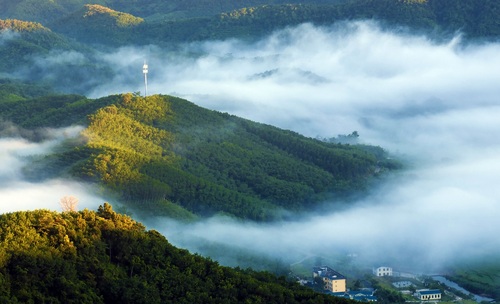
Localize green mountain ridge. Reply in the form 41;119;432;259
0;91;398;221
0;19;75;71
0;0;347;23
0;204;352;303
0;19;113;94
47;0;500;46
0;0;109;24
2;0;500;47
48;4;144;45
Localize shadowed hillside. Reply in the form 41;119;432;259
0;19;73;70
0;19;112;93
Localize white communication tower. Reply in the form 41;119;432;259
143;61;149;97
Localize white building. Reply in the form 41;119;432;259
373;266;393;277
415;289;442;301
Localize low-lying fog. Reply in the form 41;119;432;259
2;20;500;273
0;126;105;213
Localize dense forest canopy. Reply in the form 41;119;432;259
0;91;398;221
0;204;353;303
1;0;499;47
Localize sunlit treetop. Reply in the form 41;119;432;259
0;19;48;32
82;4;144;28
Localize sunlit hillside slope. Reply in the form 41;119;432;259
0;92;398;221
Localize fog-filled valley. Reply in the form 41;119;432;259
137;22;500;273
2;3;500;299
3;21;500;273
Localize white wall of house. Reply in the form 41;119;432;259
416;289;442;301
373;266;393;277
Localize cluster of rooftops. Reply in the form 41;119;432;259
312;266;345;280
311;265;443;302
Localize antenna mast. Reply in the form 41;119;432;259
143;61;148;97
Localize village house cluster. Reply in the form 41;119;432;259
311;265;444;302
312;266;377;302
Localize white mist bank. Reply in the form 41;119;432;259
126;21;500;271
91;21;500;159
0;127;106;213
154;155;500;271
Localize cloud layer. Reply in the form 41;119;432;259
91;22;500;160
0;127;106;213
115;21;500;272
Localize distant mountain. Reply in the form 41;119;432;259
0;0;346;23
0;18;113;94
2;0;500;46
0;0;108;24
0;204;352;303
0;92;399;221
180;0;500;41
0;19;73;70
50;4;144;45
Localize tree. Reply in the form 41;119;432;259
60;195;78;212
353;279;361;290
314;276;326;290
409;284;416;294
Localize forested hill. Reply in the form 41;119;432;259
0;0;340;24
2;0;500;46
0;92;398;221
45;0;500;44
0;204;353;303
1;0;499;92
0;19;76;71
0;18;107;94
